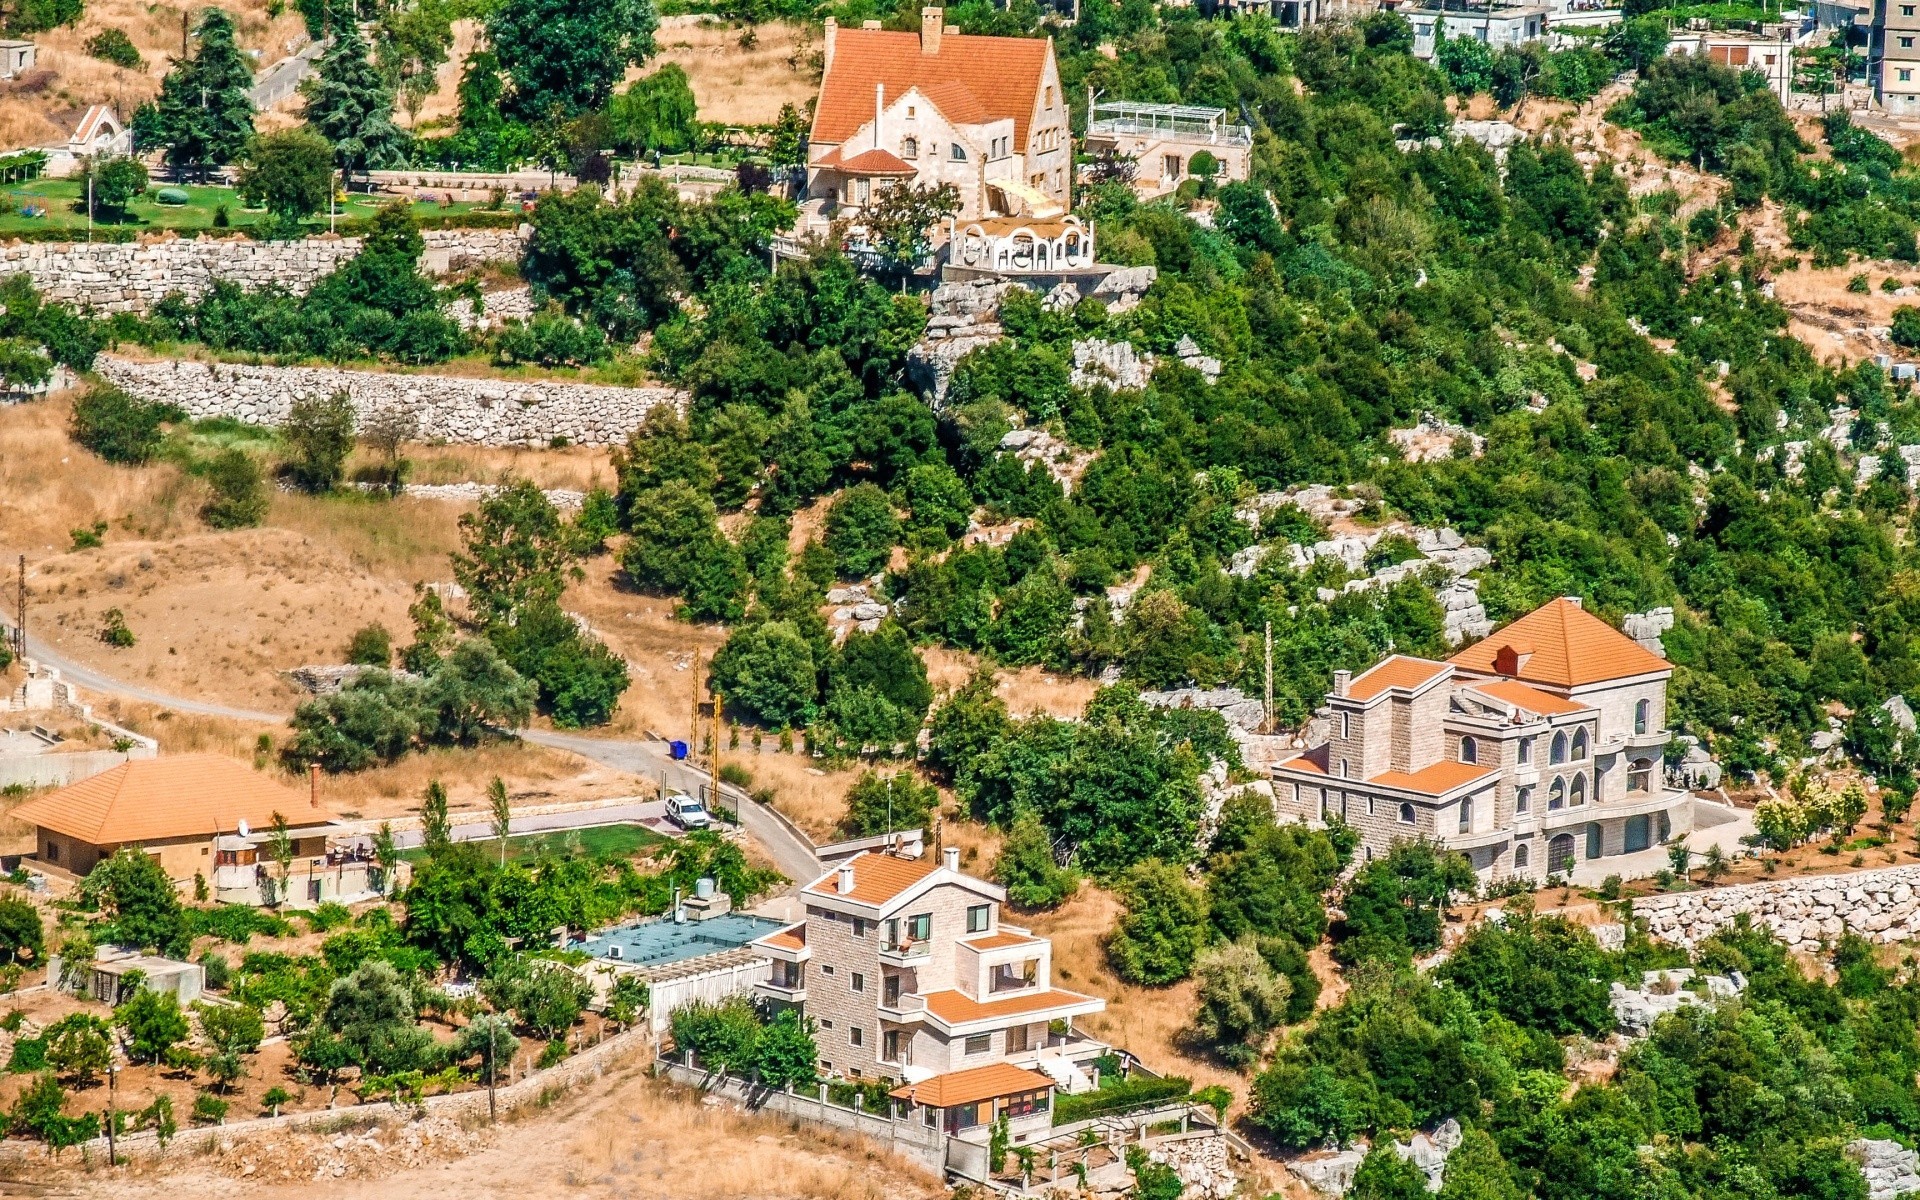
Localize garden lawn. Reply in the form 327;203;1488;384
0;178;494;234
400;823;669;864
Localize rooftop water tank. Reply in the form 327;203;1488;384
695;876;716;900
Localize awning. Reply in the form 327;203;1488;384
987;177;1065;219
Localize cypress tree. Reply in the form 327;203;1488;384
146;9;255;179
302;17;405;185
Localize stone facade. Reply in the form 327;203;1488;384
0;228;525;314
94;354;684;448
1633;865;1920;955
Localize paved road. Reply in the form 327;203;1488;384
3;616;823;885
249;37;329;110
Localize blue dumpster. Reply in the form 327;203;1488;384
669;740;689;761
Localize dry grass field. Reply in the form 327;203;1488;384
651;15;820;127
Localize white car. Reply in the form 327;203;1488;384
665;792;711;830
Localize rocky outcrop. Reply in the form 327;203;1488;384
906;278;1017;405
1623;607;1674;657
1848;1138;1920;1200
1392;1119;1462;1192
442;285;536;331
95;354;683;447
1610;968;1747;1037
1291;1149;1366;1197
0;228;524;313
1388;412;1484;463
1139;686;1266;731
1633;866;1920;954
825;580;890;639
1143;1135;1237;1200
287;665;423;695
1068;334;1220;390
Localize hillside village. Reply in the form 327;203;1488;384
4;0;1920;1196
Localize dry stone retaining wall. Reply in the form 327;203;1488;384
95;353;683;447
1633;866;1920;954
0;229;525;313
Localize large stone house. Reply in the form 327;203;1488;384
1272;597;1693;883
807;8;1073;222
750;846;1106;1144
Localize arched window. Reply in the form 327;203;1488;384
1549;777;1566;810
1585;823;1603;860
1518;737;1532;766
950;143;966;161
1339;759;1350;779
1460;736;1478;765
1629;758;1653;794
1634;699;1650;735
1399;803;1416;825
1550;732;1567;765
1572;728;1589;761
1458;797;1474;834
1516;785;1532;814
1571;774;1587;807
1548;833;1575;874
1514;842;1531;869
902;137;918;159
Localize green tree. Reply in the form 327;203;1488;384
768;102;807;169
752;1008;816;1089
70;384;168;464
419;779;453;856
1438;909;1617;1036
198;1001;265;1058
488;776;512;866
10;1072;98;1148
486;600;629;728
1351;1144;1430;1200
0;897;43;963
201;448;268;529
44;1013;112;1084
82;155;148;220
88;847;186;955
146;9;255;177
864;181;961;276
346;623;392;667
1335;841;1476;966
282;389;356;493
1106;859;1209;986
841;770;940;836
421;638;536;744
608;63;698;155
453;479;580;623
237;128;336;225
709;621;817;728
926;670;1012;785
1192;936;1292;1065
993;809;1078;910
482;958;592;1040
302;960;436;1077
118;988;190;1064
489;0;658;122
454;1011;518;1074
302;17;405;184
1436;1129;1524;1200
825;483;899;578
828;623;932;731
376;1;455;127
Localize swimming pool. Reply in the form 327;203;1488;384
572;912;788;969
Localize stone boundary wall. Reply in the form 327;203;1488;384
1633;866;1920;954
0;1020;654;1167
95;354;684;447
0;229;526;314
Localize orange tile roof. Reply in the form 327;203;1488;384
1346;655;1450;702
920;987;1103;1026
961;930;1039;951
13;754;327;846
813;27;1051;148
1467;678;1591;717
890;1062;1054;1108
1277;745;1329;775
1367;760;1497;797
757;925;807;951
1449;598;1670;688
802;850;938;906
816;146;918;175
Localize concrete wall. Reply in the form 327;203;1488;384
0;229;525;314
0;741;153;790
94;354;685;448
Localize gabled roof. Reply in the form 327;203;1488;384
756;924;806;952
890;1062;1054;1108
813;26;1051;147
1345;655;1451;702
801;850;939;907
815;145;918;175
14;754;326;846
1450;597;1670;688
1367;760;1496;797
1464;678;1591;717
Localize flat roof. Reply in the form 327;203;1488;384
573;913;787;970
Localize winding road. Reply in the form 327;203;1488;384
2;619;823;887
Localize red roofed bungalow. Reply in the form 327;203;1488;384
809;7;1073;221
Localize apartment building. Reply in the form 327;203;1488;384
1877;0;1920;113
1273;597;1695;883
750;846;1106;1141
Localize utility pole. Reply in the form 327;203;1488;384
15;554;24;659
710;689;725;817
689;654;705;762
1264;620;1274;733
105;1062;118;1165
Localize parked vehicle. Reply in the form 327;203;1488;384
665;791;710;830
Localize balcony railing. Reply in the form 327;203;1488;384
880;940;932;966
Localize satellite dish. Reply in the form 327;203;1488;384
237;819;250;837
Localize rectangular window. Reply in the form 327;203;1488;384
884;1030;904;1062
852;972;865;993
967;904;990;933
853;918;868;938
822;965;835;975
1904;68;1914;80
855;178;869;205
906;913;931;942
1341;711;1350;739
884;974;901;1005
821;1019;835;1030
850;1026;863;1047
1904;36;1914;47
1164;154;1182;179
1007;1024;1032;1052
964;1033;991;1055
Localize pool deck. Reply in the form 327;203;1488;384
572;912;787;971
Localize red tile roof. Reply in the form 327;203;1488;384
921;987;1103;1026
813;27;1051;148
890;1062;1054;1108
815;146;918;175
802;850;938;907
1346;655;1450;702
757;924;807;951
13;754;327;846
961;930;1039;951
1450;598;1670;688
1466;678;1591;717
1367;760;1497;797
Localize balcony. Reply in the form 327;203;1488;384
755;979;808;1004
988;961;1043;995
880;940;932;967
878;993;928;1024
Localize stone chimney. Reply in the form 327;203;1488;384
1493;641;1535;676
921;5;943;54
822;16;837;72
1332;669;1351;698
836;863;857;894
943;846;960;872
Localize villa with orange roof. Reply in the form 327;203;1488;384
748;844;1106;1145
807;7;1073;222
1272;596;1696;883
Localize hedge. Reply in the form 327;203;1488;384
1053;1074;1192;1125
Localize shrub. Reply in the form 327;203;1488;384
201;448;269;529
346;624;392;667
1894;306;1920;350
994;810;1079;910
281;390;356;493
84;28;143;68
494;307;609;366
1053;1075;1192;1124
841;770;940;837
0;896;44;964
824;483;899;578
70;384;171;464
118;988;190;1063
10;1072;99;1148
7;1036;46;1072
669;995;760;1072
710;621;817;729
1106;860;1209;986
191;1091;229;1125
